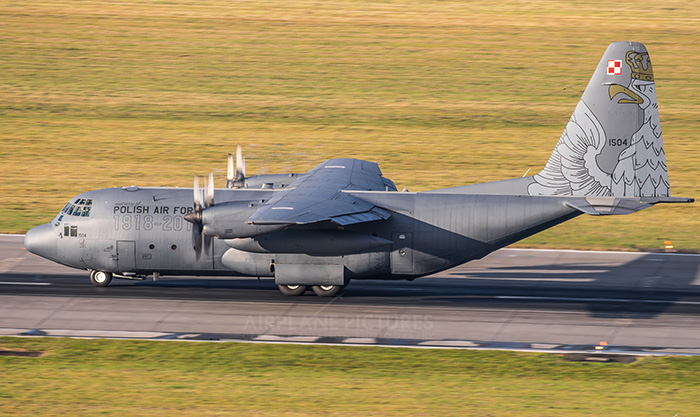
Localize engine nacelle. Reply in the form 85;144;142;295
201;201;287;238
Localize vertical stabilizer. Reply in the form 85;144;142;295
529;42;669;197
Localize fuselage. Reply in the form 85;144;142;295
24;181;582;283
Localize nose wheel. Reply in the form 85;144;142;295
89;270;113;287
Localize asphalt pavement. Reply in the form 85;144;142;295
1;234;699;355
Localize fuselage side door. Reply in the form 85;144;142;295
390;232;413;275
117;240;136;272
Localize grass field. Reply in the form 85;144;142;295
1;1;698;250
1;337;699;416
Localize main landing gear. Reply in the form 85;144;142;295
88;269;345;297
89;270;113;287
277;284;307;296
277;284;345;297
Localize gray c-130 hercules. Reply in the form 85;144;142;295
25;42;693;296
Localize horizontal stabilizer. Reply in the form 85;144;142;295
565;196;693;215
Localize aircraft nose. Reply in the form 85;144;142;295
24;223;58;261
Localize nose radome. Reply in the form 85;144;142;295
24;223;58;261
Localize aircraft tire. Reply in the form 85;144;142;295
311;285;344;297
278;284;307;296
90;270;113;287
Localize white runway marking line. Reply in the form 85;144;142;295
496;295;700;305
254;335;320;343
1;328;699;356
459;277;596;282
0;281;52;286
419;340;479;347
505;248;700;257
343;337;377;344
41;329;170;338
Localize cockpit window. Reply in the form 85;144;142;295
61;199;93;217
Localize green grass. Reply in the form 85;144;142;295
1;1;698;250
1;337;700;416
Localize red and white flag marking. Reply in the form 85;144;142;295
607;60;622;75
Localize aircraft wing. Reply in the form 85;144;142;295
246;159;394;226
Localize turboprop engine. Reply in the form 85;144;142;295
183;148;289;244
199;201;287;239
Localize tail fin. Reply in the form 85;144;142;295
529;42;669;197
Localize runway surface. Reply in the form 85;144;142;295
2;234;700;355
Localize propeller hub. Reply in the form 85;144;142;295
184;211;201;224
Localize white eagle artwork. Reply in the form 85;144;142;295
528;51;669;198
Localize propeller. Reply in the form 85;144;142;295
227;144;246;188
226;153;234;188
185;173;215;260
187;146;246;258
205;172;215;207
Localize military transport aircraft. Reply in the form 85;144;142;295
25;42;693;296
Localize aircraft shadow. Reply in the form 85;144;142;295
441;252;700;319
2;252;698;318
